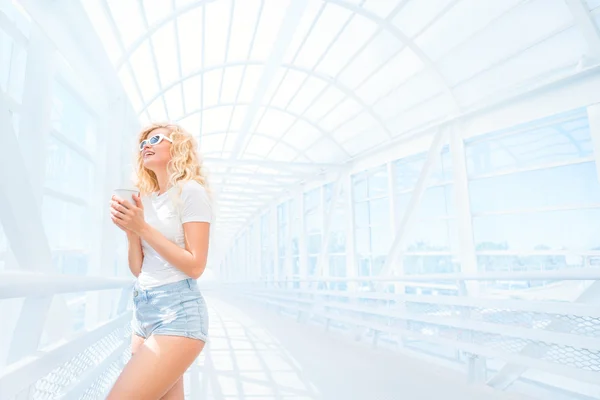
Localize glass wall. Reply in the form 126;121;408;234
277;201;289;278
0;0;29;138
394;147;458;275
43;80;97;274
304;188;322;276
466;108;600;276
353;166;390;276
228;107;600;292
260;212;274;278
325;183;346;277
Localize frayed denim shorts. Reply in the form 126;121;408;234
131;278;209;342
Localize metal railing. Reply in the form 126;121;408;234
0;272;133;400
222;268;600;398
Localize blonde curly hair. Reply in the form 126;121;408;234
134;123;209;196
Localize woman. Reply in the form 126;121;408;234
107;123;212;399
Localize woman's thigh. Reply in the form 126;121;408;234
131;334;145;355
106;335;204;400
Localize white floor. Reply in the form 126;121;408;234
184;294;533;400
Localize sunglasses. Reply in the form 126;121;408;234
139;134;172;152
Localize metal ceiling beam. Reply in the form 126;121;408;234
139;61;391;146
177;102;337;151
203;156;340;170
325;0;460;114
229;0;309;161
565;0;600;60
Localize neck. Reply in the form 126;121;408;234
154;169;170;194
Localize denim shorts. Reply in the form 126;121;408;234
131;278;209;342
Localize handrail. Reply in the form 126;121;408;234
243;287;600;318
0;272;133;299
223;268;600;283
0;312;130;399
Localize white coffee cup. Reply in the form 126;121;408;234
113;188;138;203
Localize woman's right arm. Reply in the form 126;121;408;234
127;232;143;277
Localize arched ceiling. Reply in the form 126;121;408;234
82;0;599;239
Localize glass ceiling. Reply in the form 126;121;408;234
82;0;594;236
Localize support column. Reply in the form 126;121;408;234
587;103;600;183
449;122;479;294
381;127;447;276
298;188;308;287
315;171;345;279
344;173;358;290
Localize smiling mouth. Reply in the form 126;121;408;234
143;152;155;158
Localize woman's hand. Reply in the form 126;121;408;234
110;194;147;236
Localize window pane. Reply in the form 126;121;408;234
404;218;457;253
329;255;346;277
368;168;388;197
371;226;392;255
353;172;368;201
470;162;600;213
45;136;93;200
369;198;389;227
404;255;457;275
354;202;369;228
476;254;586;273
473;209;600;252
465;110;592;177
355;227;370;255
51;82;97;149
308;234;321;255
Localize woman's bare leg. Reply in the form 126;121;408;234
160;377;184;400
131;334;145;355
107;335;204;399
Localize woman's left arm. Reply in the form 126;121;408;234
138;221;209;279
111;185;211;279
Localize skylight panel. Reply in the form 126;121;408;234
415;0;526;61
107;0;145;48
152;22;180;87
200;132;227;154
202;69;223;107
281;119;322;151
183;75;202;113
268;141;299;161
177;8;203;76
282;0;324;63
319;98;363;132
81;0;122;64
337;29;403;89
202;106;234;133
342;128;388;156
362;0;402;18
317;15;378;78
147;96;167;122
228;0;262;62
228;105;248;131
117;67;143;111
250;0;290;60
293;3;353;69
142;0;173;27
236;65;263;103
286;76;328;114
129;41;160;102
203;0;231;67
270;69;307;108
392;0;456;38
164;84;184;120
220;66;245;104
304;86;345;121
306;137;347;163
244;134;277;158
256;108;296;139
178;113;201;136
355;47;424;104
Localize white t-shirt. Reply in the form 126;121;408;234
137;180;213;288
